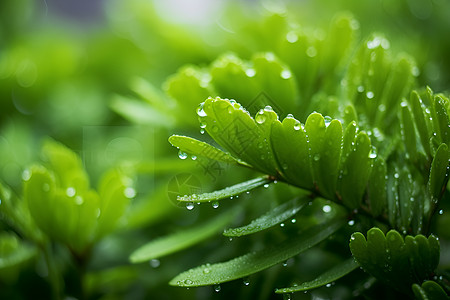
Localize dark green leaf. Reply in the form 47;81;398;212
412;281;450;300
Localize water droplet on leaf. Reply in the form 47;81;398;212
186;202;194;210
178;150;188;160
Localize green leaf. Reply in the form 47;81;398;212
275;258;359;293
0;232;37;283
129;208;239;263
338;131;372;209
412;281;450;300
170;218;345;287
367;157;387;217
223;196;309;237
168;135;244;165
409;91;431;157
198;97;279;175
427;143;449;203
177;176;271;203
270;115;314;189
350;228;440;294
96;169;134;238
401;104;418;160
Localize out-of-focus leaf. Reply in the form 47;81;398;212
0;232;36;283
427;143;449;204
170;218;345;287
129;208;240;263
367;157;387;217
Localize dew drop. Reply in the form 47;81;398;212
286;31;298;43
263;183;269;188
191;155;197;161
326;283;332;288
280;223;285;227
22;169;31;181
75;196;84;205
439;209;444;215
306;46;317;57
366;91;374;99
281;70;292;79
394;173;399;179
150;259;160;268
369;152;377;159
357;85;365;93
348;220;355;226
313;154;321;161
200;129;205;134
186;202;195;210
214;284;221;292
255;111;266;124
178;150;188;160
203;267;211;274
123;187;136;198
293;122;301;131
243;278;250;286
66;187;76;197
212;201;219;209
322;205;332;213
197;103;207;117
291;218;296;224
245;68;256;77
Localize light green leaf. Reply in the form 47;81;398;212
177;176;271;203
130;208;239;263
275;258;359;293
223;196;309;237
168;135;244;165
170;218;345;287
401;104;418;160
270;116;313;189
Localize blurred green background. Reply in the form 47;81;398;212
1;0;449;299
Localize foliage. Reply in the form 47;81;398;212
1;0;450;299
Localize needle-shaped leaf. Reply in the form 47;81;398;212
130;208;240;263
168;135;245;165
177;176;272;203
223;196;309;237
170;218;345;287
275;258;359;294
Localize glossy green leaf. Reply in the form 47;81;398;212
338;131;372;209
170;218;345;287
409;91;431;157
270;116;313;189
367;157;387;217
430;94;450;145
350;228;440;293
177;176;271;203
199;97;278;175
412;281;450;300
427;143;449;202
223;196;309;237
401;104;418;160
168;135;244;165
130;208;239;263
275;258;359;293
